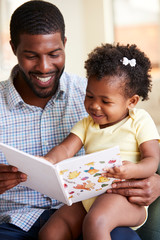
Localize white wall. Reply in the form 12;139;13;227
49;0;86;76
0;0;113;79
50;0;110;77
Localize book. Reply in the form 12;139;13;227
0;143;122;206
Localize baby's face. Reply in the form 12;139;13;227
84;75;131;129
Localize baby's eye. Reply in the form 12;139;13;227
102;100;110;104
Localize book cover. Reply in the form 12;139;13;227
0;143;122;205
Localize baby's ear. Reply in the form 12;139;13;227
128;95;140;109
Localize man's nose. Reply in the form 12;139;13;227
36;56;52;73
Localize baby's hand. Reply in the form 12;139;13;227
103;161;136;179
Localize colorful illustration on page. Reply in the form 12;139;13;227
59;147;122;201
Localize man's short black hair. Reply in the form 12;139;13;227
10;0;65;49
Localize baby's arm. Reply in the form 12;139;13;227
45;133;83;164
104;139;159;179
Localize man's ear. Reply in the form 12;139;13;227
128;95;140;109
10;40;16;55
63;37;67;47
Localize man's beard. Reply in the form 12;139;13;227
20;68;64;98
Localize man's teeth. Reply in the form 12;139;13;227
36;76;51;82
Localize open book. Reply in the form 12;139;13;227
0;143;122;206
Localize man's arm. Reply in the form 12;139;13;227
0;164;27;194
107;174;160;206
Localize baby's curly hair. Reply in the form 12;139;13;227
84;43;152;101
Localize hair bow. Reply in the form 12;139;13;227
121;57;136;67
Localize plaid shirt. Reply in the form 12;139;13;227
0;66;87;231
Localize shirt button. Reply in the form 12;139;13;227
44;141;48;146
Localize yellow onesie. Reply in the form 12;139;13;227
71;108;160;229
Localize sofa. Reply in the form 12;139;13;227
136;165;160;240
136;77;160;239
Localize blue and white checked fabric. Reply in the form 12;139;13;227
0;67;87;231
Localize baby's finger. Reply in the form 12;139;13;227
106;168;117;174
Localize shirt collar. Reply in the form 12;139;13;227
129;108;136;119
6;65;66;110
54;72;66;100
7;66;24;110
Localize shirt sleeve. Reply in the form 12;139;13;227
133;109;160;145
70;117;90;144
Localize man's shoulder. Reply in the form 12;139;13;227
0;79;9;88
0;80;9;95
61;72;87;92
62;71;87;81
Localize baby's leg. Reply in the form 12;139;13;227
83;193;146;240
39;202;86;240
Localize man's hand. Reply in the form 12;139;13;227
107;174;160;206
0;164;27;194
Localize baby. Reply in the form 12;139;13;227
39;43;160;240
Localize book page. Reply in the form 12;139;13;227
0;143;122;205
56;146;122;204
0;143;70;205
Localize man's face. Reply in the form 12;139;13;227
11;32;66;98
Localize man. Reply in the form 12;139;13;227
0;1;158;239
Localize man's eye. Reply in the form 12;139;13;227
86;95;93;99
50;54;59;58
26;55;36;59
